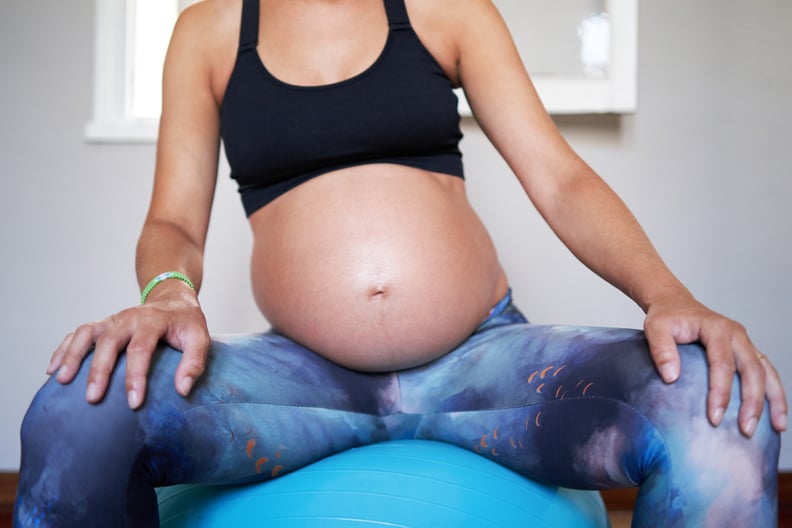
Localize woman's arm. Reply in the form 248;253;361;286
453;0;786;435
49;3;223;409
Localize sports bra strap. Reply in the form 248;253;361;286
384;0;411;30
239;0;259;52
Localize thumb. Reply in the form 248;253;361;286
644;318;682;383
172;326;211;396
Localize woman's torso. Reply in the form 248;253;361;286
207;0;508;370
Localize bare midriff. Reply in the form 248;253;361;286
248;164;509;371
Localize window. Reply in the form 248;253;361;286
85;0;195;142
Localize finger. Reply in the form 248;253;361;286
643;318;681;383
124;331;161;409
759;354;788;432
85;320;131;403
173;327;211;397
56;322;106;384
48;332;75;374
719;327;765;436
701;332;737;428
735;356;765;437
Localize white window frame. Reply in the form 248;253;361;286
86;0;152;142
85;0;637;143
535;0;638;114
85;0;189;143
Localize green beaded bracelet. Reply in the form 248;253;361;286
140;271;195;304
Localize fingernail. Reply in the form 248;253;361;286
86;382;99;401
744;416;758;437
57;365;69;381
127;389;141;409
660;363;678;383
180;377;194;396
711;407;725;426
778;414;788;431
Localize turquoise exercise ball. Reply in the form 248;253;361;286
158;440;610;527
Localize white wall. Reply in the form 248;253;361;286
1;0;790;472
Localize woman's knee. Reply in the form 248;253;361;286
16;366;145;521
20;363;140;463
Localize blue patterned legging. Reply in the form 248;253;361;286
14;293;779;527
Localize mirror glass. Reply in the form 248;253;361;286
497;0;611;79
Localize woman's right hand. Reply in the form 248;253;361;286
47;286;211;410
46;1;227;410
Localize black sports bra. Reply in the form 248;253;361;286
220;0;465;216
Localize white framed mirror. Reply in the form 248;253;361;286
459;0;638;115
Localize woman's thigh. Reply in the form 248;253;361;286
395;323;779;527
15;332;395;526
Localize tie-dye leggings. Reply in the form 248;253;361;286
15;293;779;527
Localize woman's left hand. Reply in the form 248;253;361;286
643;294;787;437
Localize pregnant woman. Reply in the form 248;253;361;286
15;0;785;526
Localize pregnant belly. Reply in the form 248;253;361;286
248;165;508;371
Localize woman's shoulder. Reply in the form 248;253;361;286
167;0;243;101
168;0;243;68
407;0;501;31
407;0;510;51
175;0;241;46
406;0;509;85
